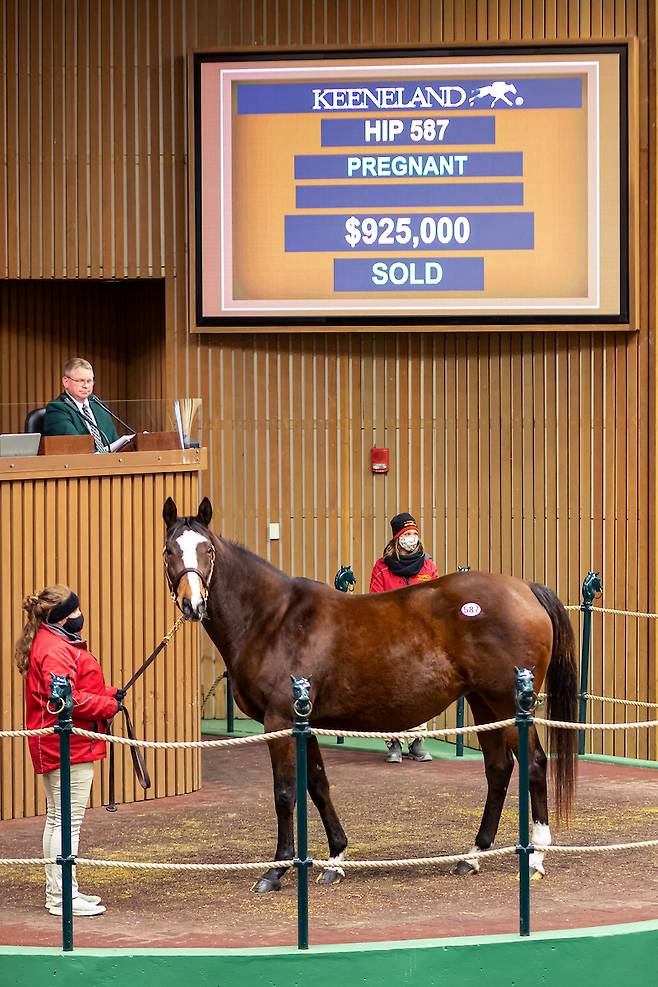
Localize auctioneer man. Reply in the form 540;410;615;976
43;358;119;452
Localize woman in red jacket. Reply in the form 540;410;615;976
15;584;122;917
369;512;439;764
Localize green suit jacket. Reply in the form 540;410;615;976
43;394;119;446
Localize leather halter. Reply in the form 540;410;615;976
163;538;216;613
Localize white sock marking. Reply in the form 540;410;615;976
326;851;345;877
529;822;551;874
467;846;481;872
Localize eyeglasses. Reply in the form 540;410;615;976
65;376;94;385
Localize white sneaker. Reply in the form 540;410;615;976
49;899;106;917
77;892;102;905
45;892;102;909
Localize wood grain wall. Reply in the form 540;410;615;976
0;279;165;433
0;1;655;760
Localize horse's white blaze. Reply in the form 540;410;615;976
529;822;551;874
176;530;209;608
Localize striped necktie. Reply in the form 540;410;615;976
81;402;106;452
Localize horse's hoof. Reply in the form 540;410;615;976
317;868;344;887
515;867;545;882
250;877;282;893
453;860;479;877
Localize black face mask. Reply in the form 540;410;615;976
63;614;84;634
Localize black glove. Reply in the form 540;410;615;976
115;688;126;704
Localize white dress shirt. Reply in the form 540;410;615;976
66;394;97;423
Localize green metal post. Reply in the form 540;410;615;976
455;567;470;758
578;572;602;756
292;675;313;950
455;696;465;757
49;674;75;952
514;667;534;937
333;566;356;746
226;672;235;735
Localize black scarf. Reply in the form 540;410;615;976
384;547;426;580
45;620;86;645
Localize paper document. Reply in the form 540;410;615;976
108;434;136;453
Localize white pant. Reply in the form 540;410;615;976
41;761;94;905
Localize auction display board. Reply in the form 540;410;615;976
192;46;628;330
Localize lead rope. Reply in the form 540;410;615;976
106;614;188;812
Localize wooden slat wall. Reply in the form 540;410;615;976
0;466;200;820
0;1;655;762
0;279;165;434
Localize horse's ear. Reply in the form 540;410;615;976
196;497;213;528
163;497;178;529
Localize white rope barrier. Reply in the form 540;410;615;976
0;856;291;871
583;692;658;710
0;858;57;866
68;716;658;748
534;716;658;732
3;714;657;751
0;727;55;739
71;727;293;749
588;606;658;618
1;838;656;873
546;839;658;854
311;720;517;741
315;848;517;869
76;858;294;872
540;688;657;713
564;603;658;618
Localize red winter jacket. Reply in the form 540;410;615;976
369;555;440;593
24;625;119;775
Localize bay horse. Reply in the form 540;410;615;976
163;497;578;892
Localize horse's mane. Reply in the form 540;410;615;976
172;518;300;585
215;534;293;582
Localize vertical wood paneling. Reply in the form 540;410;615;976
0;279;164;433
0;1;655;762
0;465;201;819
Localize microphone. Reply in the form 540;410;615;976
90;394;136;435
63;392;112;450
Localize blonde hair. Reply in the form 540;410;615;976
63;357;93;377
14;584;73;675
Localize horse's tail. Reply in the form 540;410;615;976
529;582;578;825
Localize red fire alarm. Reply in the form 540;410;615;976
371;447;389;473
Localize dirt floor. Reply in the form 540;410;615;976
0;741;656;949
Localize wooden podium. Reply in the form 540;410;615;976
133;431;181;451
39;434;94;455
37;433;180;455
0;446;206;820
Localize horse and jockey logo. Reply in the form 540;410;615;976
469;81;524;108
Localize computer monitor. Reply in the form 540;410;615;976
0;433;41;457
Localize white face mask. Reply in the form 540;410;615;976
398;532;419;552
